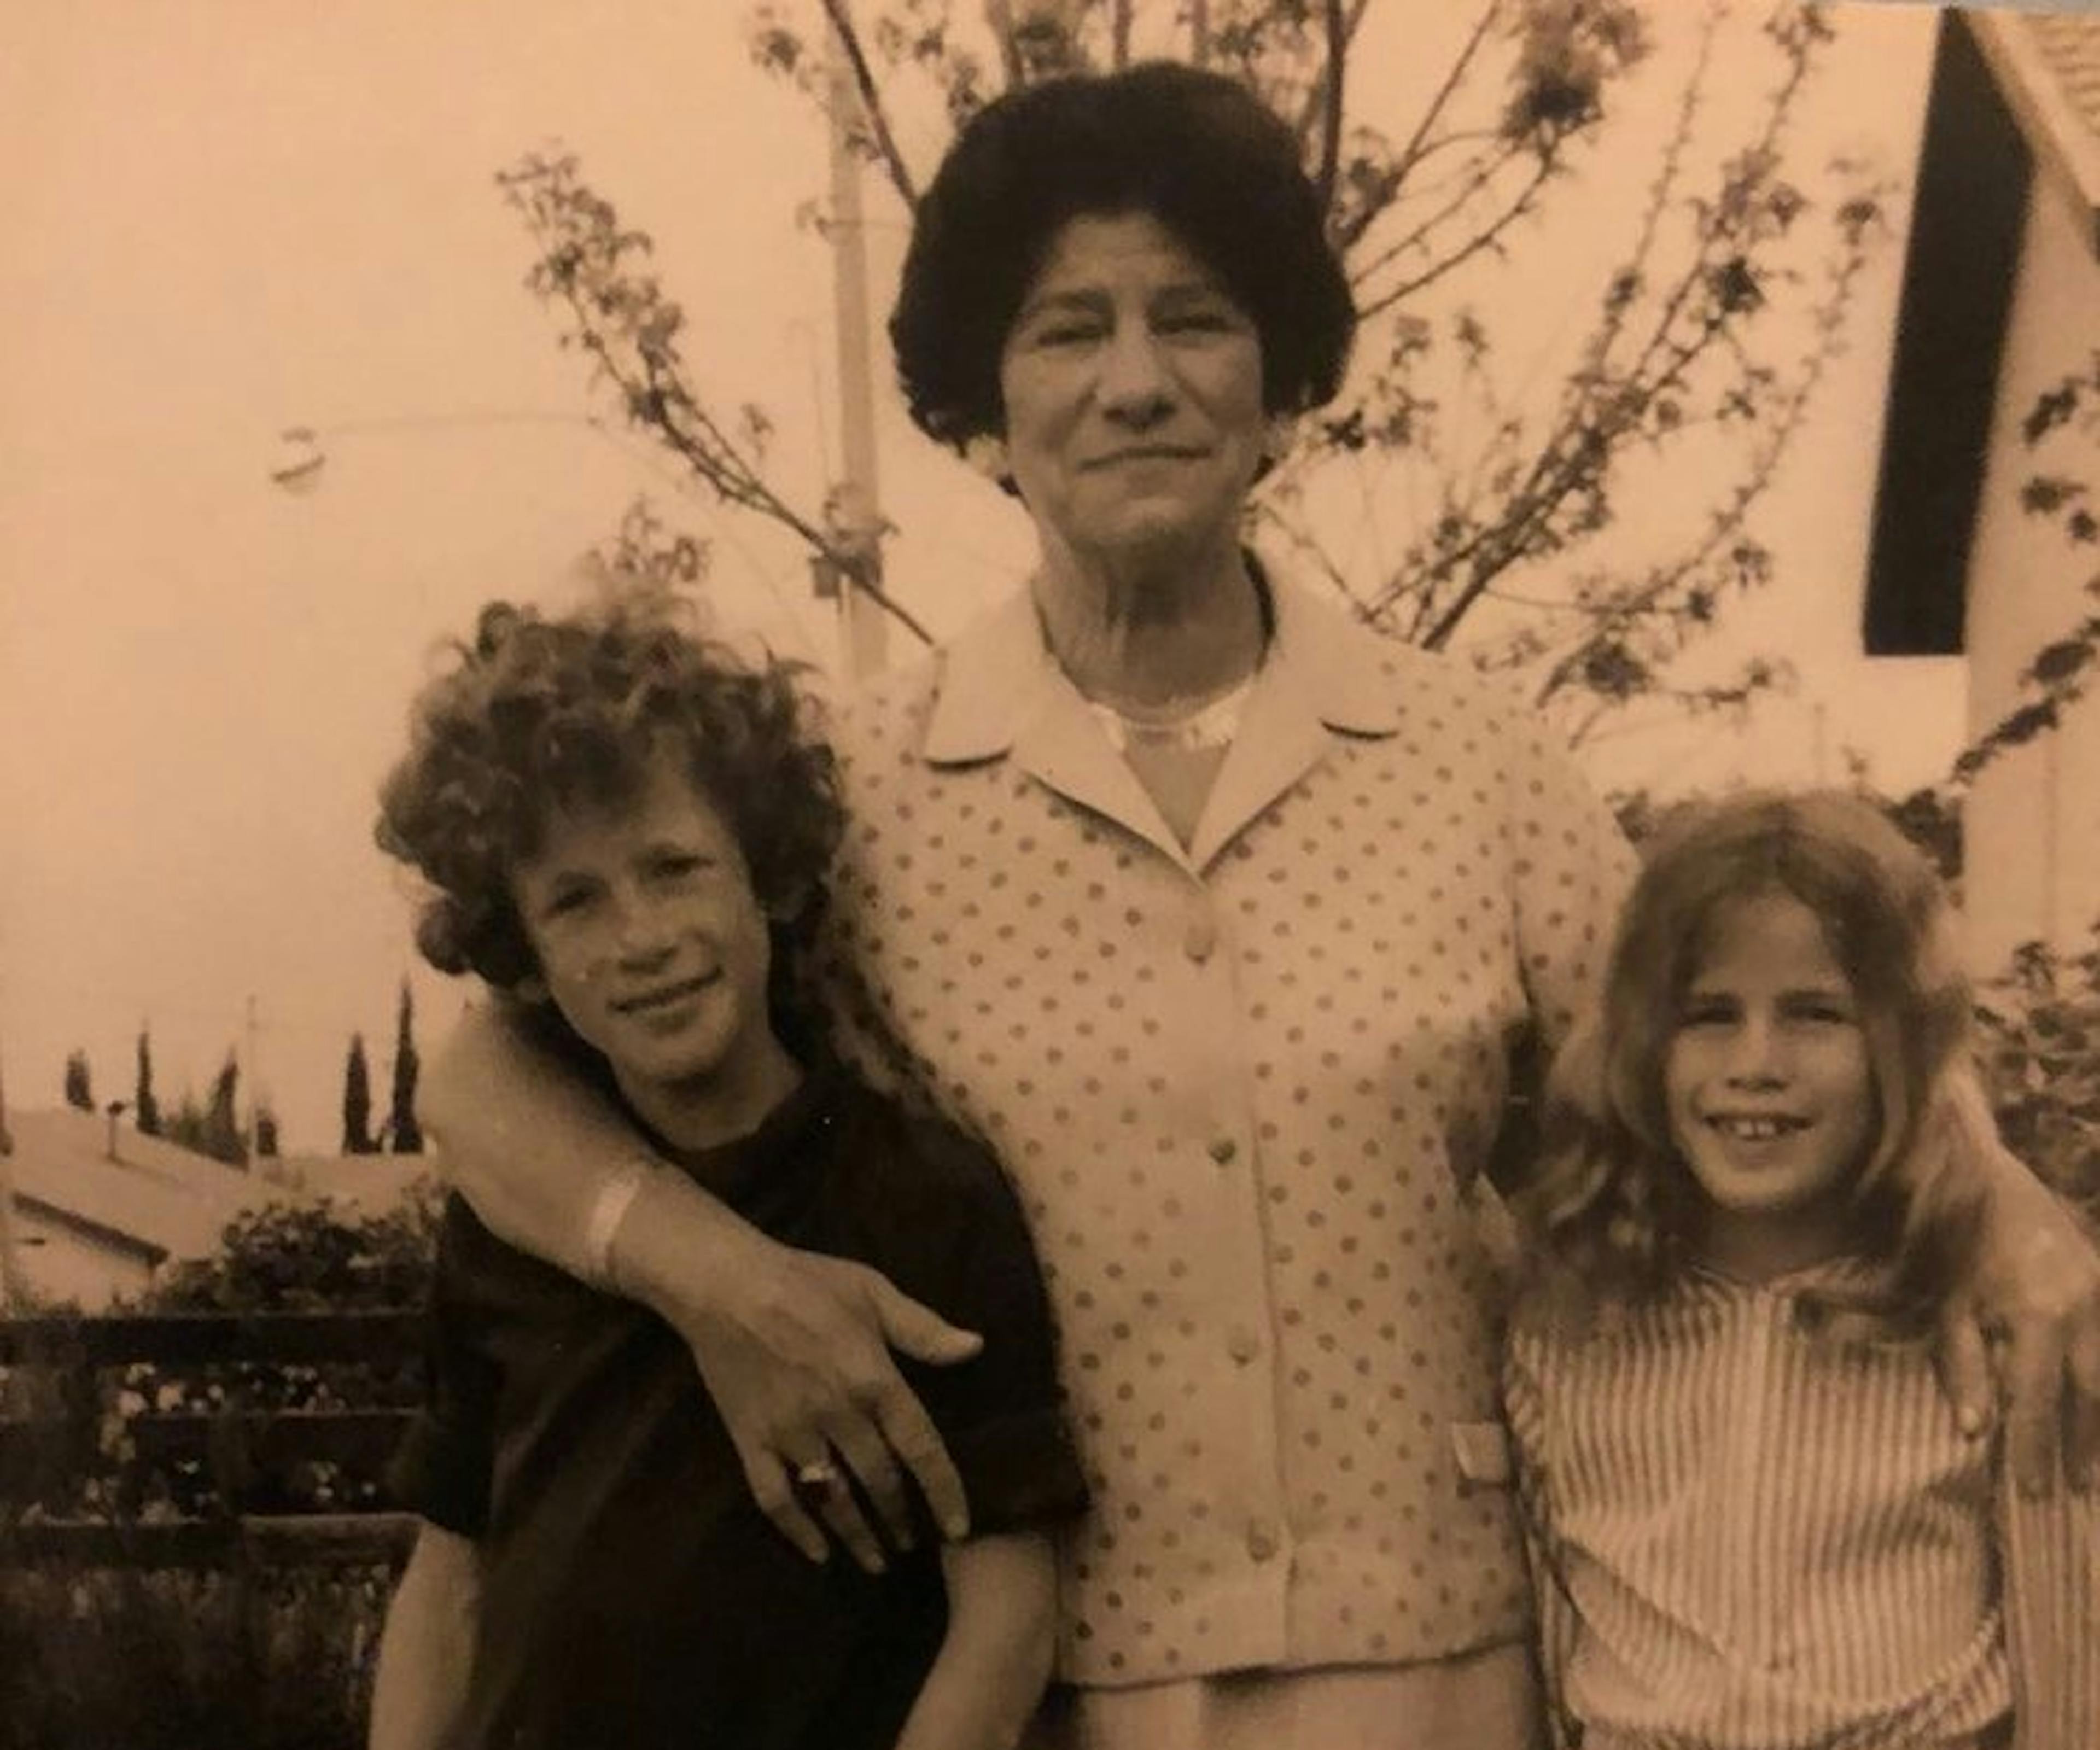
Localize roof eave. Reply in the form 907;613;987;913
11;1193;172;1267
1968;10;2100;261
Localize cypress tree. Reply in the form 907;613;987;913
341;1034;375;1156
63;1051;93;1112
204;1053;247;1166
388;982;423;1154
135;1030;161;1136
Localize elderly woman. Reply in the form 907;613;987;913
423;62;2100;1750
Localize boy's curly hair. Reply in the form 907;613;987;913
1518;789;1987;1333
375;591;844;996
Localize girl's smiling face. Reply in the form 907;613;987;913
1664;888;1877;1281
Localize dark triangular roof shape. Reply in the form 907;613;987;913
1970;7;2100;257
1857;8;2100;660
1862;12;2033;657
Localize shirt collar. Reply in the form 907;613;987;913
921;561;1401;765
1686;1253;1877;1295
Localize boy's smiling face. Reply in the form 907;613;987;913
508;742;795;1145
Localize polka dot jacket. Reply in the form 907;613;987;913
815;570;1636;1688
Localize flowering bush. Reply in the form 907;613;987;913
1976;934;2100;1223
144;1182;442;1314
2;1187;443;1747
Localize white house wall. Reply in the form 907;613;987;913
8;1205;155;1310
1962;164;2100;974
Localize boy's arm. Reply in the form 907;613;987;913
894;1533;1059;1750
420;1001;979;1571
369;1523;482;1750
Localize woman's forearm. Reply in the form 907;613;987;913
1942;1058;2100;1490
1946;1060;2086;1246
422;998;979;1564
421;999;759;1304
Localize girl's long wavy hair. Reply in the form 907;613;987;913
1518;789;1987;1331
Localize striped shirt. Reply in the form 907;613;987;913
1502;1262;2100;1750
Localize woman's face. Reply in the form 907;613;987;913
996;209;1268;577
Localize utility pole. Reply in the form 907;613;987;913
825;11;889;685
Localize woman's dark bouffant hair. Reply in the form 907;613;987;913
891;60;1357;447
374;591;844;996
1518;789;1987;1333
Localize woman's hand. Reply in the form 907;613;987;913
1936;1162;2100;1492
653;1232;984;1571
424;1003;985;1560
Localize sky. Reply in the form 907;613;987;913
0;1;1974;1150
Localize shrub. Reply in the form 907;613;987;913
1976;934;2100;1222
144;1183;442;1314
3;1186;444;1748
0;1563;393;1750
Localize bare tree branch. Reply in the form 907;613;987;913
1352;152;1553;317
523;2;1887;728
1331;2;1501;251
1597;1;1722;351
820;0;920;208
1372;7;1840;664
1414;304;1726;652
1291;0;1370;156
499;150;936;646
1311;0;1348;217
984;0;1026;86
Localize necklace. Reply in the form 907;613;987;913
1086;673;1256;754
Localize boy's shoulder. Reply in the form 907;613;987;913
790;1071;1063;1372
814;1068;1022;1224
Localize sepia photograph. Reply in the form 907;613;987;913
3;2;2097;1746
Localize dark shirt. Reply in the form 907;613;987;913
392;1061;1088;1750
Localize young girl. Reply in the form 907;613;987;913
1503;790;2097;1750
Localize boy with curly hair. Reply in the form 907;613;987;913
366;591;1087;1750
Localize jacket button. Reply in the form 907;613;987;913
1208;1136;1238;1165
1227;1326;1261;1364
1246;1524;1280;1562
1183;914;1218;962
